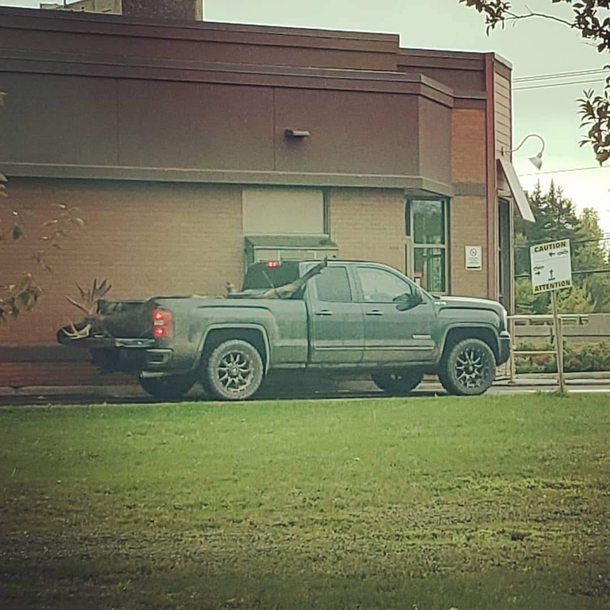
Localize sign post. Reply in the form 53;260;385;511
550;290;565;393
530;239;572;393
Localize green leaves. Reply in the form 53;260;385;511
460;1;610;52
0;190;85;323
11;224;23;240
0;275;43;324
458;0;511;30
578;88;610;165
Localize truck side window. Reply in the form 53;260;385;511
315;267;352;302
357;267;412;303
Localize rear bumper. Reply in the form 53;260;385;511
92;345;174;373
498;331;511;365
58;334;174;372
57;334;155;350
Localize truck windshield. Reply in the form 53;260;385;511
242;262;301;291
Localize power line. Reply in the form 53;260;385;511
514;68;607;83
518;166;610;177
514;78;606;91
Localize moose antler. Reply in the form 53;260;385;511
61;279;112;339
226;257;328;300
259;257;328;299
61;319;92;340
66;279;111;315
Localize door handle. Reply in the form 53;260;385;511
365;309;383;316
314;309;333;316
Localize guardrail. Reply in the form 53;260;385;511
507;314;590;391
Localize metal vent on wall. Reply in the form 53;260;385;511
244;235;338;268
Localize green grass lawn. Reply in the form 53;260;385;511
1;394;609;609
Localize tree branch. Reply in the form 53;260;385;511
505;9;575;30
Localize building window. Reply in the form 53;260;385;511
242;187;337;268
405;198;448;293
243;187;326;235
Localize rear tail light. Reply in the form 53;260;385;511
152;308;173;339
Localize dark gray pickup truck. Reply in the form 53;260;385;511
58;260;510;400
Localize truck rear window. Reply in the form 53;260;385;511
242;262;301;291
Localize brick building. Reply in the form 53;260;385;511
0;2;533;387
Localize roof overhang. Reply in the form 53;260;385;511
245;235;337;251
0;163;455;195
497;157;535;223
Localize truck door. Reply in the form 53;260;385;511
354;265;436;364
307;264;364;364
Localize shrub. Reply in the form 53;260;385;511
515;340;610;374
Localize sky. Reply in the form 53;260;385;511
1;0;609;232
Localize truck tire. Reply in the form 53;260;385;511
203;339;264;401
371;370;424;395
438;338;496;396
139;374;196;401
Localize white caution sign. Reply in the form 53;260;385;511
530;239;572;294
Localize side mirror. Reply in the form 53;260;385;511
394;290;423;311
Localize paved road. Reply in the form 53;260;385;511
1;376;609;407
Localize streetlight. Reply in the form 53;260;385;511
502;133;546;170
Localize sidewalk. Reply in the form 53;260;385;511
495;371;610;386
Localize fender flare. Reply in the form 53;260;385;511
194;323;272;373
439;323;501;361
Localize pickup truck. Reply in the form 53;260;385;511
58;260;511;401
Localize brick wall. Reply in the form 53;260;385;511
0;362;135;387
450;108;491;298
0;178;243;350
329;188;405;271
450;196;489;297
451;109;487;184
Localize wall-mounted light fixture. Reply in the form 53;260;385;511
502;133;546;170
285;129;311;138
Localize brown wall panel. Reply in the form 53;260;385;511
0;72;119;166
0;11;398;72
0;68;455;183
397;50;486;92
117;80;275;170
494;71;512;157
0;178;243;348
399;66;485;92
0;28;395;71
274;89;420;176
418;97;452;186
